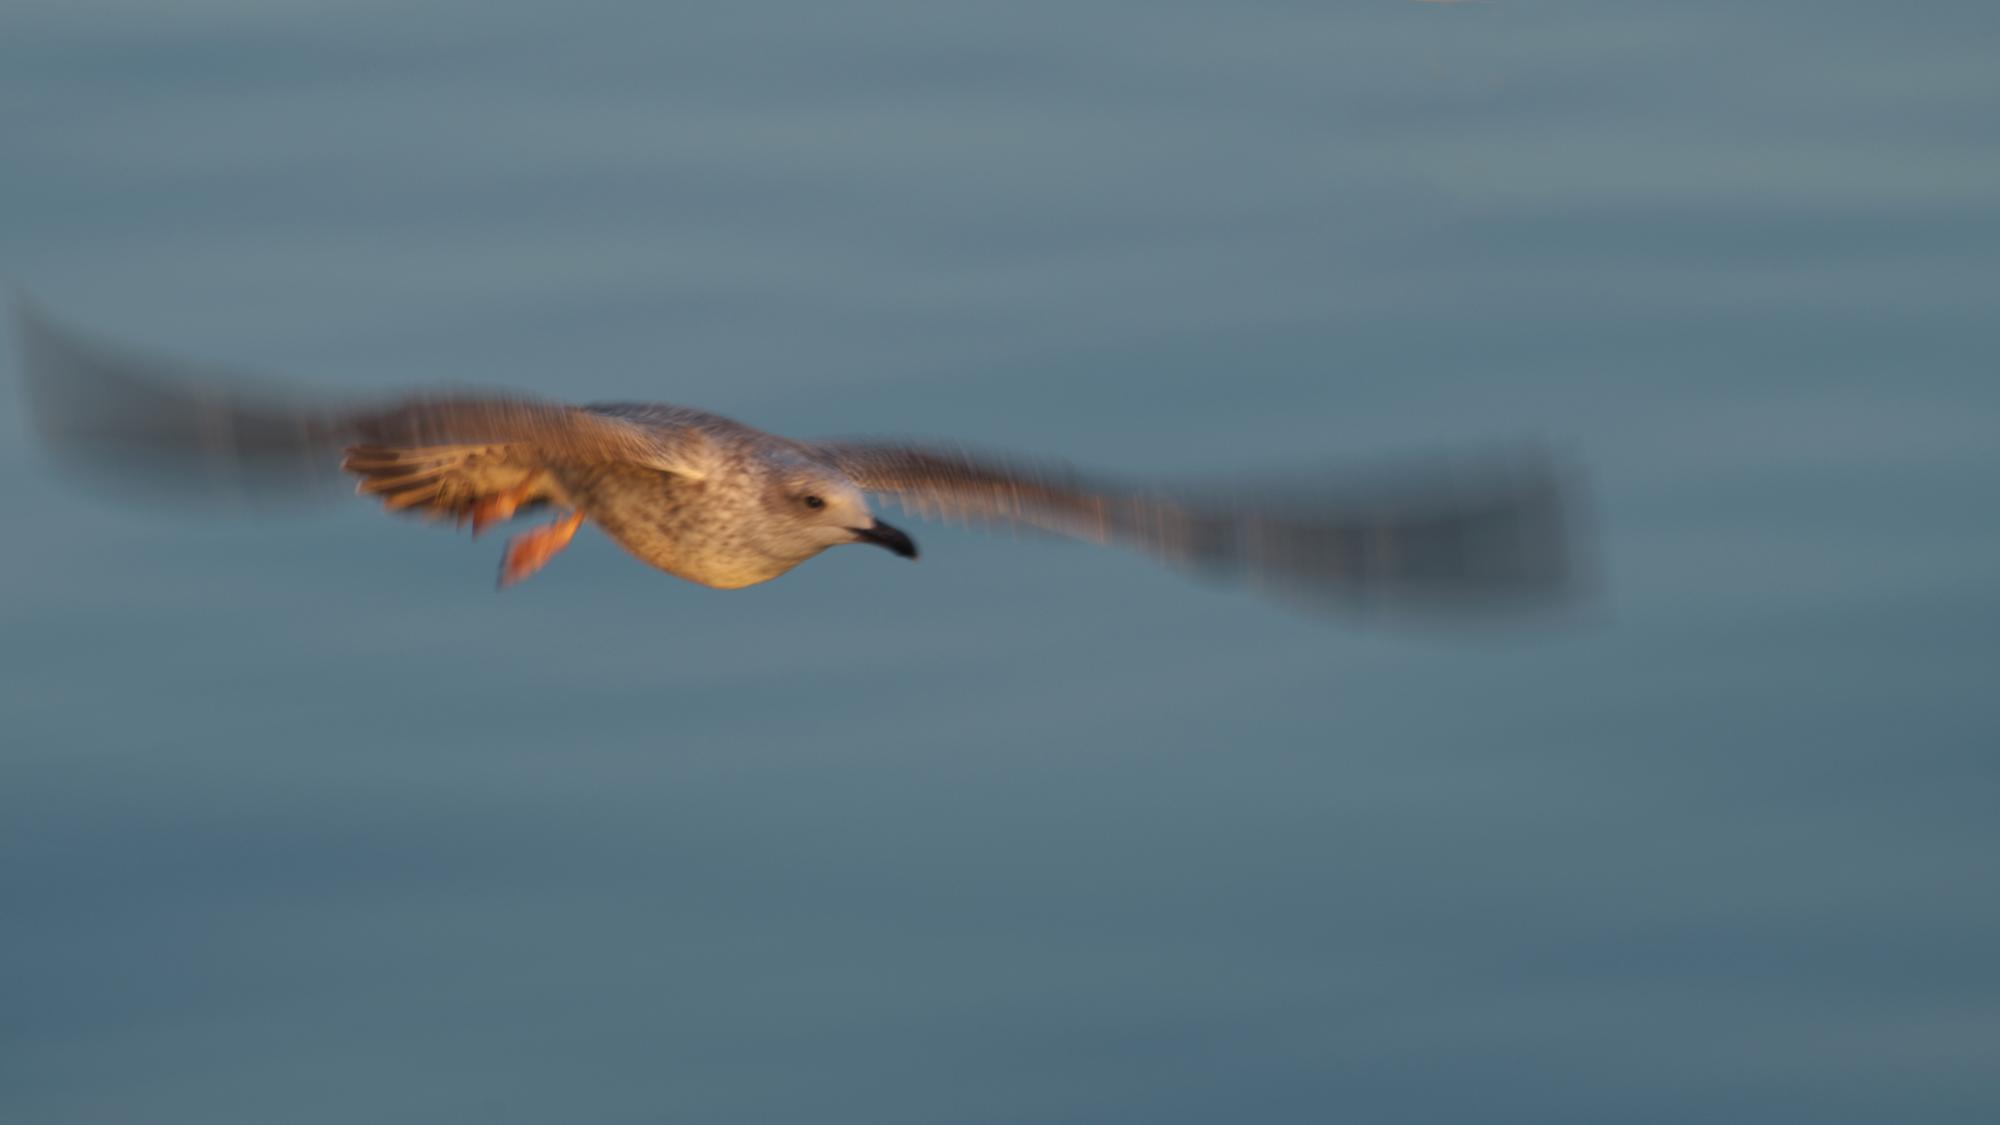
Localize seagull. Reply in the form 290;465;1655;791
14;303;1582;612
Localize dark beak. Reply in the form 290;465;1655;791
851;518;919;560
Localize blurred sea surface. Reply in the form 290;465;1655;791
2;2;1997;1122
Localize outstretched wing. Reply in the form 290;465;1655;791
815;440;1582;611
14;301;713;503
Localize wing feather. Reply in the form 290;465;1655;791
815;440;1582;611
14;301;712;501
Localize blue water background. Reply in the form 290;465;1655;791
3;2;1998;1122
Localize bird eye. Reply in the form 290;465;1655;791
802;495;825;510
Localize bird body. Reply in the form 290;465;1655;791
555;451;836;591
15;303;1581;615
575;401;864;587
336;398;914;588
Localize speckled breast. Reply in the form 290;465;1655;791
557;462;795;590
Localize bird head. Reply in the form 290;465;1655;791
756;459;918;565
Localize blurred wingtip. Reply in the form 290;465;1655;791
13;303;354;509
11;288;57;379
1216;442;1601;626
9;288;73;370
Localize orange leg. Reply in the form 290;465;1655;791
469;482;540;538
499;511;585;589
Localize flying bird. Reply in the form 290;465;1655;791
14;303;1582;613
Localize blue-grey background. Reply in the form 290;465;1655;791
3;2;1997;1122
